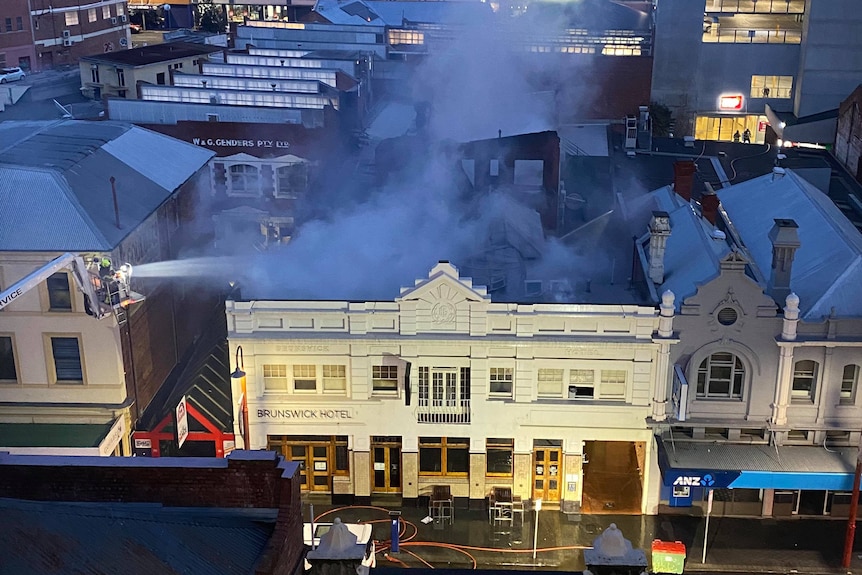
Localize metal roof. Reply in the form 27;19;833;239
80;41;222;67
0;120;214;252
313;0;494;27
718;169;862;319
0;423;113;448
0;498;275;575
659;439;856;475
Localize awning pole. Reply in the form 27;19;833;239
841;458;862;569
702;489;713;564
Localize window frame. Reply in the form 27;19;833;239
65;11;79;26
372;364;398;394
275;163;307;199
293;364;318;392
489;366;513;396
0;335;19;384
486;437;514;477
322;364;346;392
840;364;859;405
46;272;73;312
228;163;261;197
262;363;288;392
792;360;819;402
418;436;469;476
537;368;564;397
568;369;595;399
46;334;84;385
102;5;111;19
87;8;97;22
696;352;745;400
750;75;794;99
599;369;628;400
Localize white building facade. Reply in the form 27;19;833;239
227;262;675;513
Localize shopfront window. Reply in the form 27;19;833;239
750;75;793;99
419;437;469;476
486;438;514;476
695;115;769;144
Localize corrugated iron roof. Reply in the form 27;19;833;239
0;498;276;575
0;120;214;252
314;0;493;27
659;439;856;474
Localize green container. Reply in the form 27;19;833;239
651;540;686;574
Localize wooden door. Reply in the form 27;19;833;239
533;447;562;502
372;439;402;493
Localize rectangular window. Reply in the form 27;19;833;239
489;367;513;396
116;4;124;16
47;273;72;310
486;438;514;476
16;16;24;31
263;364;288;391
419;437;469;475
88;8;97;22
750;75;793;99
65;11;79;26
0;336;17;383
537;368;563;397
568;369;594;399
91;65;100;84
156;72;165;85
372;365;398;393
841;365;859;404
294;364;317;391
102;5;111;19
51;336;83;384
117;68;125;86
322;364;346;391
600;370;627;400
334;436;349;473
792;360;818;401
5;18;12;32
418;366;429;405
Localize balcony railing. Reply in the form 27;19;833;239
416;400;471;424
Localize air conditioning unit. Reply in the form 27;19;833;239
63;30;71;38
111;17;117;24
119;15;127;23
63;38;73;47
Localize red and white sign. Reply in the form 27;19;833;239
176;396;189;449
719;94;744;110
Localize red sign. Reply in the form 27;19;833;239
758;121;768;132
719;95;744;110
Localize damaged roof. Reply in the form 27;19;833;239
313;0;494;27
0;120;214;251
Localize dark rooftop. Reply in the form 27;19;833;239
81;41;222;67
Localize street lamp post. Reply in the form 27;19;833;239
231;346;250;450
532;498;542;561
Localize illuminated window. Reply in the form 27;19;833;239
388;29;424;45
263;364;288;391
419;437;469;475
229;164;260;196
102;5;111;19
65;11;79;26
372;365;398;393
116;4;124;16
750;75;793;99
840;364;859;404
88;8;97;22
322;364;346;391
705;0;805;15
792;360;818;401
697;353;744;399
537;368;563;397
293;364;317;391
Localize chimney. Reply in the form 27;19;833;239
701;185;719;225
672;161;696;201
767;218;800;304
648;211;671;285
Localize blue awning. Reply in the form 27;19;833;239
656;436;856;490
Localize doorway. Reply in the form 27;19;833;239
372;436;402;493
532;440;562;503
267;435;348;492
581;441;643;514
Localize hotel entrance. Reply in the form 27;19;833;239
266;435;348;492
532;440;563;504
371;436;402;493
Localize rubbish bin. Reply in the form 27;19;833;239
651;540;686;574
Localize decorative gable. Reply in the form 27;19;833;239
396;262;490;335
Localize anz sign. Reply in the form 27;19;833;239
672;474;716;487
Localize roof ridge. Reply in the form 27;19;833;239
804;255;862;319
788;169;862;254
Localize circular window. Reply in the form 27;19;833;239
717;307;738;326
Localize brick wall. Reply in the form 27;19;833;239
0;450;302;575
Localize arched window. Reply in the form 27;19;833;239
696;352;745;399
840;364;860;404
229;164;259;196
792;360;819;401
276;163;308;199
